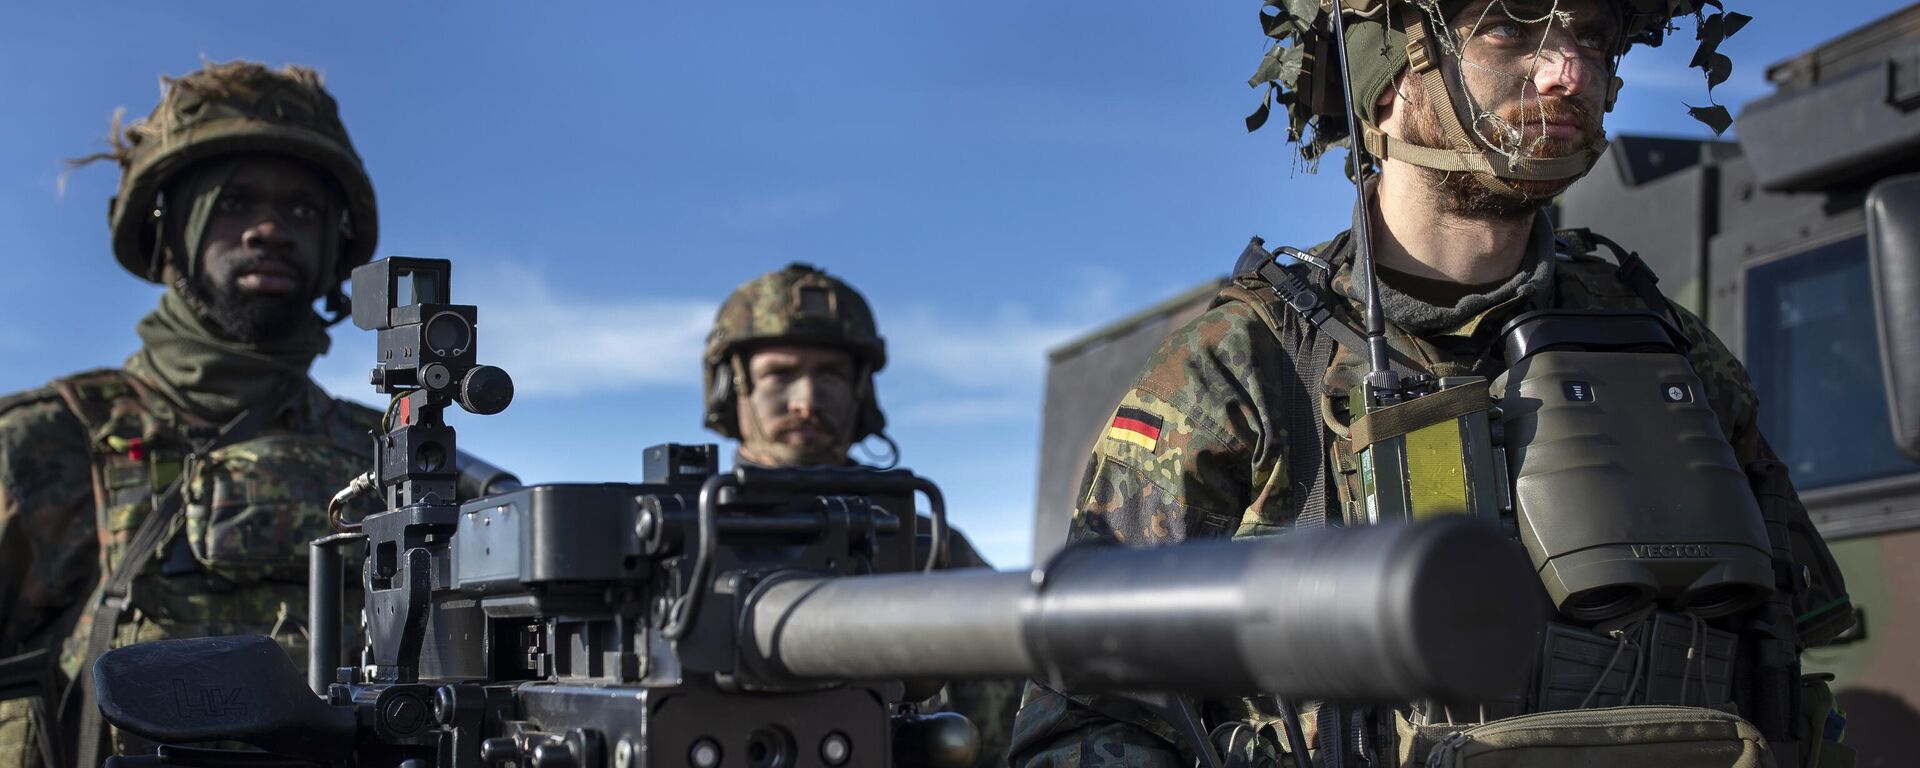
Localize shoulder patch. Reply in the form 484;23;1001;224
1098;391;1187;459
1106;406;1166;451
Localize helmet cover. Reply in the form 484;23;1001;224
702;263;888;441
90;60;377;287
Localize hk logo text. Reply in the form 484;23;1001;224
172;679;246;718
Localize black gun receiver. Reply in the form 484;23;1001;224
89;257;1547;768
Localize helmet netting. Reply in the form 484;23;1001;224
1246;0;1753;166
1413;0;1620;168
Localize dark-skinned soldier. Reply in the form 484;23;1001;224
1011;2;1856;767
0;61;382;767
703;263;1023;768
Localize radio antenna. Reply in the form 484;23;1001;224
1328;2;1402;404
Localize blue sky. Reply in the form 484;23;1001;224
1;1;1905;568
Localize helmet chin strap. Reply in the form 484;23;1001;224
1367;0;1611;200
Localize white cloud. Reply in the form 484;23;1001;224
315;261;715;400
887;308;1083;391
884;265;1129;394
857;263;1156;446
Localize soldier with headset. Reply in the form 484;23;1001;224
702;263;1024;768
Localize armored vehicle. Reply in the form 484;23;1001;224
1033;7;1920;766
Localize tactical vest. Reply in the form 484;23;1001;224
46;368;375;759
1213;231;1854;768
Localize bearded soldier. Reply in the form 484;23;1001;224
0;61;383;767
703;263;1022;768
1011;2;1856;767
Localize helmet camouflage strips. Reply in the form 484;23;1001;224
702;263;888;441
1245;0;1749;196
92;60;378;286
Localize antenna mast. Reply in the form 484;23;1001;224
1328;2;1402;404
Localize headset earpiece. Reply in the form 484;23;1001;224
705;361;738;438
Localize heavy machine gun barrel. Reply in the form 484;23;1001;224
747;518;1536;702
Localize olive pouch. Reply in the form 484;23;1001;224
1798;674;1854;768
1397;705;1771;768
181;433;367;581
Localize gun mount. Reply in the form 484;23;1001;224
90;257;1547;768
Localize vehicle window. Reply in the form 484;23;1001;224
1744;235;1919;489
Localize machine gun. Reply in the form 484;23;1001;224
88;257;1547;768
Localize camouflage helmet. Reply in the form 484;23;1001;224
98;60;377;287
702;263;888;441
1246;0;1748;195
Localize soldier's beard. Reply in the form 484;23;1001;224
187;267;315;344
742;415;849;467
1398;82;1602;220
741;438;847;467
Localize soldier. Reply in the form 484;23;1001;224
702;263;1023;768
0;61;383;767
1012;1;1856;767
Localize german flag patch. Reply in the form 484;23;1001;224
1105;406;1164;451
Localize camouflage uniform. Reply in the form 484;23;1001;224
707;264;1023;768
0;61;381;767
1007;213;1852;767
0;372;380;765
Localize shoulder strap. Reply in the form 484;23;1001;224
1225;252;1425;378
1562;228;1692;351
72;476;184;768
48;368;142;434
1289;325;1337;531
1213;256;1348;531
46;369;176;768
48;369;174;530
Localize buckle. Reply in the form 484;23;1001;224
1279;274;1322;314
99;591;133;618
1406;36;1436;75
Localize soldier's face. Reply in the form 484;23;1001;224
1381;0;1617;214
194;156;334;340
1449;0;1615;146
737;345;858;467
